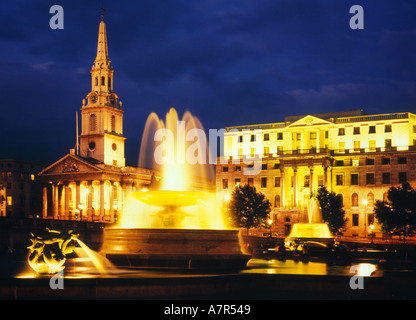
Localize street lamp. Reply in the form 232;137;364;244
267;218;273;237
362;199;368;240
369;224;375;244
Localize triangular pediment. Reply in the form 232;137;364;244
286;115;332;128
39;154;102;176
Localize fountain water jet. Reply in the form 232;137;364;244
102;108;250;269
285;198;334;249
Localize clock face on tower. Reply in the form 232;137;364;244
109;93;116;106
90;93;98;103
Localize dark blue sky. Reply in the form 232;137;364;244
1;1;416;165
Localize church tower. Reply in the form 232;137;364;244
79;13;126;167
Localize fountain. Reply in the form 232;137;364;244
101;108;250;269
285;198;334;249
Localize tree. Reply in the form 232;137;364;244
229;184;271;235
374;183;416;246
314;186;347;236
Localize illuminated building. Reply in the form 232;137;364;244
0;159;44;218
38;15;156;223
217;109;416;238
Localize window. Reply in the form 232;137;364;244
108;77;111;89
336;174;344;186
352;159;359;166
353;140;360;152
222;179;228;189
101;76;105;86
95;77;98;86
339;141;345;152
263;146;270;156
325;131;329;139
222;166;228;172
335;160;344;166
263;133;270;141
250;147;255;157
367;192;374;209
399;172;407;184
366;158;375;165
250;134;256;142
261;164;267;170
366;173;375;185
277;132;283;140
385;139;392;150
352;214;359;226
310;132;317;140
398;157;407;164
235;178;241;186
30;174;35;181
296;133;301;141
111;115;116;133
369;140;376;151
382;173;390;184
273;163;279;169
338;128;345;136
235;166;241;172
369;126;376;134
353;127;360;135
352;193;359;207
261;177;267;188
248;178;254;187
274;176;280;188
6;196;12;206
274;195;280;208
90;114;97;132
351;174;359;185
385;124;392;133
382;157;390;165
304;175;310;187
318;175;324;187
238;136;243;143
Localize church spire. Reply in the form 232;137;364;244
95;12;109;65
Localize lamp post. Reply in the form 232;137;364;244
362;199;368;240
369;224;375;244
268;218;273;237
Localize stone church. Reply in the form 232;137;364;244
38;15;156;223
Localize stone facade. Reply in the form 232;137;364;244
217;110;416;238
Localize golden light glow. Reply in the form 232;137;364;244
119;108;227;230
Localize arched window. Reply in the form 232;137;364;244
352;193;359;207
101;76;105;86
90;114;97;132
274;195;280;208
367;192;374;210
111;115;116;133
108;77;111;89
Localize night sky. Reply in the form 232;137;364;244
1;1;416;166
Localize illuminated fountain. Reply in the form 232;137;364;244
285;198;334;249
102;108;250;269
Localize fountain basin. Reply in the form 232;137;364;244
285;223;334;248
102;228;251;269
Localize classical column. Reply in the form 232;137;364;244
87;181;93;221
293;167;297;209
42;186;48;218
324;165;328;188
52;183;58;219
109;182;114;222
75;181;81;220
309;166;314;196
64;183;70;219
279;167;285;209
316;130;320;153
100;181;105;220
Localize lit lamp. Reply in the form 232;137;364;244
268;218;273;238
369;224;375;244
